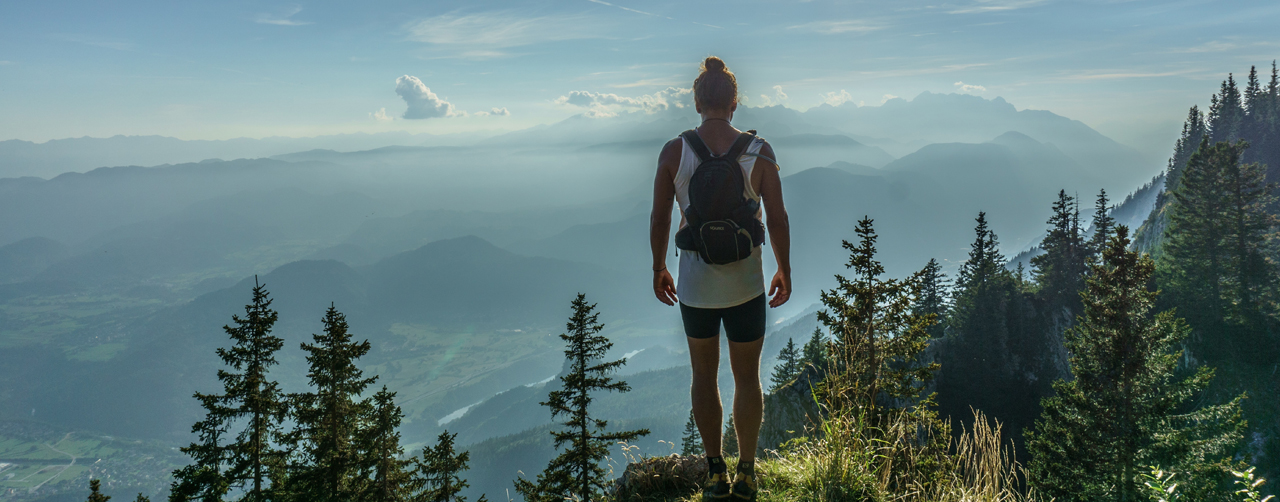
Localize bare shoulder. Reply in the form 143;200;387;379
657;137;683;176
660;137;683;161
753;136;779;171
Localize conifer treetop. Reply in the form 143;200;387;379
515;293;649;502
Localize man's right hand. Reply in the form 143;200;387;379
654;268;678;306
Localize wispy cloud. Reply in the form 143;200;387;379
1058;69;1200;81
954;81;986;92
370;108;393;122
585;0;720;29
587;0;658;17
1168;40;1280;54
948;0;1047;14
612;78;684;88
857;63;992;80
787;20;886;35
554;87;692;115
48;33;135;51
255;6;312;26
0;61;13;65
406;11;602;53
474;107;511;117
1172;41;1240;53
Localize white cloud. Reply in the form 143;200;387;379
881;94;900;103
1057;70;1196;81
554;86;692;114
772;85;789;102
587;0;658;17
406;11;600;53
255;6;312;26
954;81;986;93
370;108;393;122
787;20;885;35
948;0;1046;14
613;78;684;89
474;107;511;117
757;85;789;107
395;75;458;119
0;61;12;65
820;90;854;106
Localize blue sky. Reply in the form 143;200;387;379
2;0;1279;155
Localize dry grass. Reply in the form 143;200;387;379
615;409;1044;502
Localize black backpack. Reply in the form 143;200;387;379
674;129;766;265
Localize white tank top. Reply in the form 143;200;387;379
674;133;767;309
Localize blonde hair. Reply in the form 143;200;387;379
693;56;737;111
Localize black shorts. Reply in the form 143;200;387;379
680;294;766;343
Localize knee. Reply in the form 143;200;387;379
734;377;762;394
690;369;718;386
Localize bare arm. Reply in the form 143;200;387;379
756;142;791;308
650;138;681;306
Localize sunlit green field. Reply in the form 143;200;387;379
0;427;183;500
0;433;108;491
367;319;676;444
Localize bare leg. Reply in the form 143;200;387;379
687;335;723;456
728;337;764;461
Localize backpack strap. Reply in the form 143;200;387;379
725;132;756;162
680;130;713;162
682;129;756;161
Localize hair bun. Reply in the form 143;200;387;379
703;56;726;73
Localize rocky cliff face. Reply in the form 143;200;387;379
759;363;826;453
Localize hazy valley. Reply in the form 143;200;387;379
0;92;1188;500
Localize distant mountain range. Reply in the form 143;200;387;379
8;235;649;441
0;92;1174;484
0;131;466;179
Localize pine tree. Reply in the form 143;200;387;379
413;431;483;502
1089;188;1116;261
1208;74;1245;144
134;495;150;502
768;338;801;392
87;479;111;502
1219;141;1279;338
721;414;739;458
1158;139;1280;359
172;278;286;502
939;212;1048;440
365;387;412;502
1246;66;1263;117
169;395;231;502
219;279;289;502
913;258;950;338
816;217;939;417
1033;190;1088;315
799;327;827;370
1268;61;1280;125
1166;106;1210;197
680;411;703;456
946;212;1014;372
287;304;377;502
514;294;649;502
1027;226;1245;502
